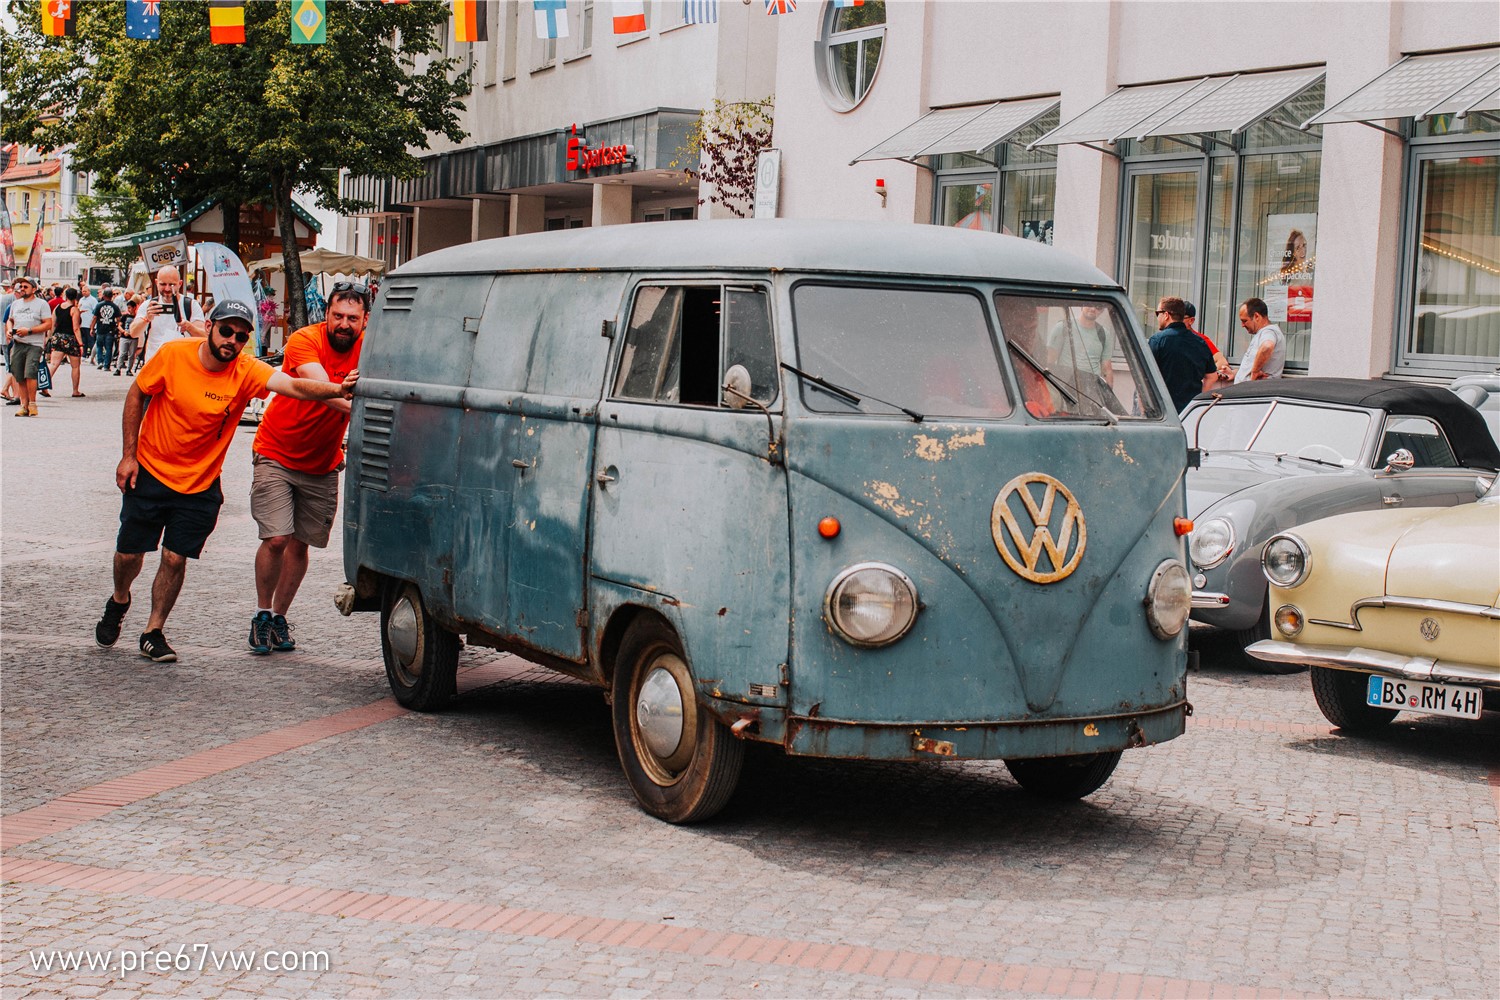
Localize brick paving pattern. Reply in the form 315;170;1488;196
4;376;1497;997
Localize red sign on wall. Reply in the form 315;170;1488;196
566;123;634;174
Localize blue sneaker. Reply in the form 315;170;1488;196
248;611;274;655
269;614;296;652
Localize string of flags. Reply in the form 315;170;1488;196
40;0;833;46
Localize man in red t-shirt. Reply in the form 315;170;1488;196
93;300;360;663
246;281;369;655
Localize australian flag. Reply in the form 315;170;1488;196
126;0;161;40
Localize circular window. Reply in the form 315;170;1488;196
815;0;887;113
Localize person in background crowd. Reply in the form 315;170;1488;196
1148;296;1214;412
46;286;86;397
1182;301;1232;388
47;284;65;310
92;287;123;371
247;280;369;654
115;293;141;376
1047;303;1115;390
78;280;98;362
1234;297;1287;383
93;300;361;664
4;275;51;415
1;278;17;404
130;265;205;366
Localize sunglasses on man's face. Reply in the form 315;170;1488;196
216;326;252;344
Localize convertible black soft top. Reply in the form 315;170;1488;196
1192;377;1500;469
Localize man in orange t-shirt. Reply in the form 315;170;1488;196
93;300;360;664
246;282;369;655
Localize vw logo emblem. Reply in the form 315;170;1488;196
991;473;1087;584
1419;617;1440;642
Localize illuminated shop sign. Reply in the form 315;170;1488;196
566;123;636;174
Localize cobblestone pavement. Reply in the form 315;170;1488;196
4;372;1498;998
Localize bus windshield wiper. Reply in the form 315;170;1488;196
780;362;925;422
1006;342;1119;424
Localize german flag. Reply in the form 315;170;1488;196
453;1;487;43
41;0;75;37
209;0;247;44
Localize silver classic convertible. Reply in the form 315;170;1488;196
1179;379;1500;669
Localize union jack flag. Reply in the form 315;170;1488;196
764;0;795;14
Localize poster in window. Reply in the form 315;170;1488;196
1021;220;1054;245
1264;213;1316;323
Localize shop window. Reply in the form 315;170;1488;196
1397;129;1499;374
1117;81;1324;373
929;108;1059;241
502;0;519;81
815;0;886;112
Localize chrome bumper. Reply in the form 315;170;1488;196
1191;590;1230;610
1246;639;1500;690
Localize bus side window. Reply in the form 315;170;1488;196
723;288;777;405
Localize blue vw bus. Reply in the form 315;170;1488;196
338;220;1194;822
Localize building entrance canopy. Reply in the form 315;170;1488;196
1304;47;1499;127
851;96;1059;164
1031;67;1325;148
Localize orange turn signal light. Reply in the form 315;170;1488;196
818;516;841;539
1173;517;1194;536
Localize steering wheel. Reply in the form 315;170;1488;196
1296;443;1346;466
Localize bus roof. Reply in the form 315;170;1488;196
393;219;1117;288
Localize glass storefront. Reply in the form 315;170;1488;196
1396;114;1499;374
929;110;1059;243
1117;83;1324;372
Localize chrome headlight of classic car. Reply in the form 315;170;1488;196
1262;533;1311;588
824;563;919;647
1188;516;1236;570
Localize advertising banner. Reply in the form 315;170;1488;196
138;234;190;275
1264;213;1316;323
0;203;15;271
194;242;260;349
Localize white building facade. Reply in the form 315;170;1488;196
340;0;776;268
769;1;1498;381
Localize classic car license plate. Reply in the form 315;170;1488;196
1366;675;1483;719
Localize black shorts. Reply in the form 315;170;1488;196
117;465;224;559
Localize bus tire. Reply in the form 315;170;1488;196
1005;751;1122;800
381;581;458;711
1310;666;1397;733
612;618;743;824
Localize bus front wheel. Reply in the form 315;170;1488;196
611;618;743;824
1005;751;1122;799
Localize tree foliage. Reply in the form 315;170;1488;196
73;178;153;271
1;0;470;328
675;97;774;219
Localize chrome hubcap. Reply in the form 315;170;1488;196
636;666;685;760
387;595;419;671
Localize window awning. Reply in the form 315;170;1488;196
1030;67;1325;148
1304;48;1500;127
851;97;1059;164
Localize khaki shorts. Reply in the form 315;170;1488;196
10;341;45;380
250;453;341;548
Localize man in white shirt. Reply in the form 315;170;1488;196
1234;297;1286;383
128;265;205;365
78;281;99;363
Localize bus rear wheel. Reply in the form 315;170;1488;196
611;618;743;824
1005;751;1122;800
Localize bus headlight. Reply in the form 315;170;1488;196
824;563;918;647
1145;560;1192;639
1188;516;1235;569
1262;534;1311;588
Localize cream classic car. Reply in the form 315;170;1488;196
1247;476;1499;731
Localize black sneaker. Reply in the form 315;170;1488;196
269;614;296;652
94;597;131;648
248;610;274;655
139;630;177;663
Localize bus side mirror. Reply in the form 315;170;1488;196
722;364;753;410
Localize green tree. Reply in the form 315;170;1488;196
72;178;153;272
2;0;469;329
